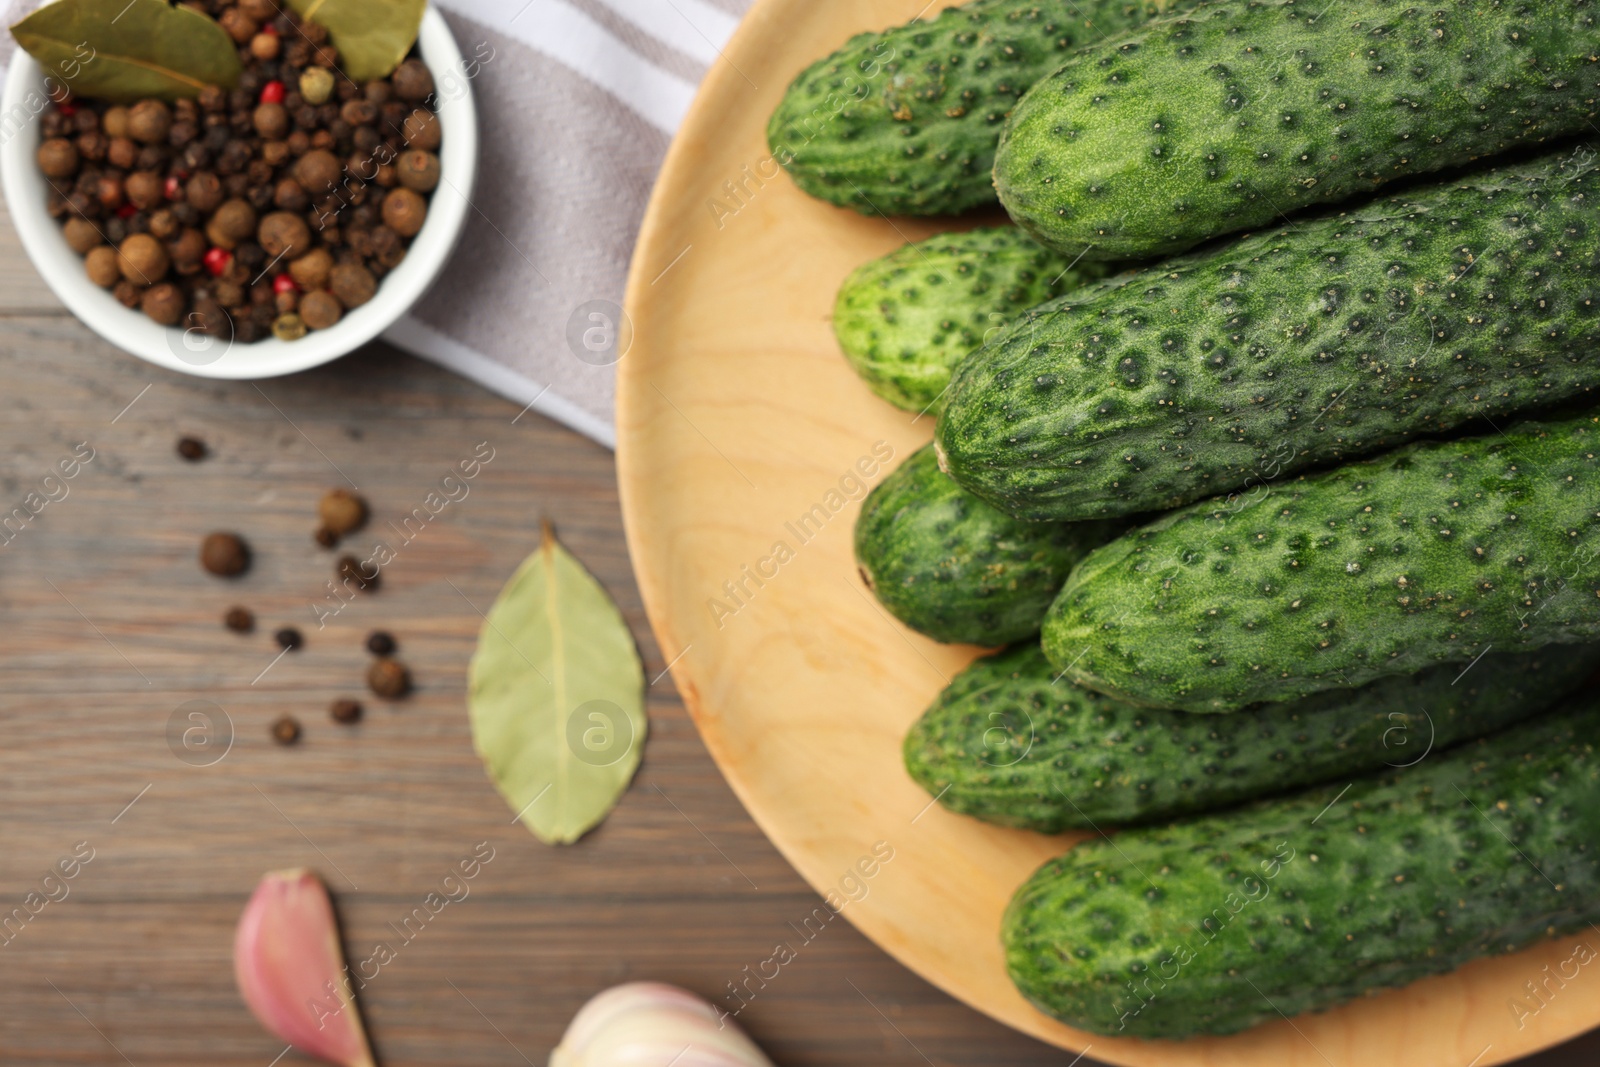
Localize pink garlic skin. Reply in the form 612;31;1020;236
234;868;376;1067
551;981;773;1067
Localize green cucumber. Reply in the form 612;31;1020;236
1044;412;1600;713
1003;699;1600;1037
835;227;1108;413
769;0;1176;217
995;0;1600;259
937;148;1600;522
906;644;1600;830
857;444;1119;646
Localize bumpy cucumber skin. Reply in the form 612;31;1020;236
995;0;1600;258
857;445;1119;645
906;644;1600;830
1044;414;1600;713
769;0;1174;216
1004;702;1600;1038
937;149;1600;522
835;227;1106;412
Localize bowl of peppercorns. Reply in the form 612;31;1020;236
1;0;476;378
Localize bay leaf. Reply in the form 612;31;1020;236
10;0;241;103
285;0;424;82
468;523;647;845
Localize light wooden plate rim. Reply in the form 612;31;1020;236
616;2;1600;1063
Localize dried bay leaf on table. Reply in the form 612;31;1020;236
468;523;647;845
284;0;425;82
10;0;241;102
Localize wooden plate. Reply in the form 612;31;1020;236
616;3;1600;1062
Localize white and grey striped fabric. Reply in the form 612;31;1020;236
2;0;757;447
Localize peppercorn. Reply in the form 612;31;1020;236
148;207;180;240
312;44;340;69
198;85;227;112
166;121;197;148
340;99;378;127
271;715;301;745
367;658;410;699
329;262;376;308
118;233;169;283
330;698;362;724
365;631;395;656
241;0;279;20
218;7;259;43
135;143;167;171
292;148;341;195
63;216;102;253
395;150;440;193
106;136;137;169
298;66;336;106
288;246;332;289
250;32;281;61
141;282;185;325
37;138;79;178
169;228;208;274
337;554;378;591
258;211;311;259
272;312;307;341
128;100;172;144
252;101;289;141
300;289;343;329
177;436;207;461
124;169;164;210
274;289;298;314
275;627;303;650
224;605;254;631
186;171;224;213
314;525;338;548
75;130;108;163
207;199;258;249
392;59;435;103
113;279;143;308
200;532;250;576
102;105;131;136
85;246;121;287
380;187;427;238
317;487;367;534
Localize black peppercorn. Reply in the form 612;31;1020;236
200;532;250;576
313;525;338;548
275;627;303;651
330;699;363;724
337;554;378;591
177;435;207;461
365;631;395;656
224;606;254;632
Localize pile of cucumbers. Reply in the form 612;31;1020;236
772;0;1600;1041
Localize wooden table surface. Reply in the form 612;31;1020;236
1;197;1596;1067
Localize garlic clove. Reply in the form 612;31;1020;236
550;982;774;1067
234;868;375;1067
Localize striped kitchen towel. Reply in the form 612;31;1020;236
1;0;755;447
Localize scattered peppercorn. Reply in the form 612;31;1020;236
337;554;379;591
271;715;302;745
177;435;207;461
200;532;250;576
272;312;307;341
319;487;368;535
85;246;121;288
330;698;363;724
365;631;396;656
275;627;303;651
367;658;411;699
314;524;338;548
224;606;255;632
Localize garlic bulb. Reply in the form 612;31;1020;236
549;982;774;1067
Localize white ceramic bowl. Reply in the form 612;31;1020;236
0;5;476;378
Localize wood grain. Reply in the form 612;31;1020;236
616;0;1600;1064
